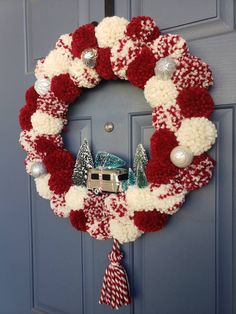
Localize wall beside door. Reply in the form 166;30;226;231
0;1;235;314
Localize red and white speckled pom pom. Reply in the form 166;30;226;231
50;193;70;218
152;104;183;132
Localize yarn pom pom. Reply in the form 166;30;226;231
48;170;72;194
51;73;82;103
133;209;169;232
71;24;97;58
146;159;179;184
19;103;37;131
178;153;216;191
126;16;160;42
34;135;63;157
177;87;214;118
95;48;117;80
150;129;178;163
44;149;75;174
70;209;87;231
126;47;156;89
25;85;39;104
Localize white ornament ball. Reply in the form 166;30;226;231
81;48;97;68
34;79;51;96
170;146;193;168
31;161;47;178
154;57;176;80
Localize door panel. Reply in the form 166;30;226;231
0;1;235;314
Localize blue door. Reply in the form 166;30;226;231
0;1;235;314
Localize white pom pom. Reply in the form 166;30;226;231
35;174;53;200
69;58;101;88
31;111;64;135
65;186;87;210
95;16;128;48
37;49;71;79
144;76;178;109
109;217;143;244
175;117;217;156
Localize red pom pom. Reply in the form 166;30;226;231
177;87;214;118
146;159;179;184
71;24;97;58
126;16;160;42
44;149;75;174
19;102;37;131
150;129;178;163
133;210;169;232
70;209;87;232
48;170;72;194
34;135;63;157
178;153;216;191
25;86;39;104
95;48;117;80
51;73;82;103
127;47;156;89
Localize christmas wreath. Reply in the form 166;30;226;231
19;16;217;309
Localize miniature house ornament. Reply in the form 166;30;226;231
19;15;217;310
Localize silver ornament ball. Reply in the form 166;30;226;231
31;162;47;178
170;146;193;168
81;48;97;68
34;78;51;96
154;57;176;80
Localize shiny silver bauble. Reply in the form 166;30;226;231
31;162;47;178
34;78;51;96
154;57;176;80
170;146;193;168
81;48;97;68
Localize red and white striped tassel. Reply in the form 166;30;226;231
99;239;131;309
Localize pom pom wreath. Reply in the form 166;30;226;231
65;186;87;210
144;76;178;109
35;174;52;199
25;85;39;104
126;16;160;42
172;56;213;90
150;129;178;162
71;24;97;58
19;103;37;131
109;217;142;244
175;117;217;156
177;87;214;118
51;73;82;103
95;48;117;80
38;49;71;79
70;209;87;231
178;153;216;191
133;209;169;232
44;149;75;174
150;34;189;60
126;47;156;89
95;16;128;48
146;159;179;184
69;58;101;88
31;111;64;135
34;135;63;157
48;170;72;194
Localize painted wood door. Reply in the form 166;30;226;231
0;1;235;313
